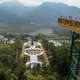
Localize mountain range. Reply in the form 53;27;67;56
0;1;80;26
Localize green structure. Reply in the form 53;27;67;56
58;18;80;80
66;32;80;80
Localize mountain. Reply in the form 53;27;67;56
24;2;80;25
0;1;80;27
0;1;36;25
0;7;26;25
0;1;36;17
22;2;80;36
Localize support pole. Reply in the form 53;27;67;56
66;32;80;80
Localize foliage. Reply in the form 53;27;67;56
0;36;26;80
0;34;71;80
41;38;70;78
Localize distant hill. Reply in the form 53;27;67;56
24;2;80;25
0;1;36;17
0;7;26;25
0;1;80;27
0;1;36;25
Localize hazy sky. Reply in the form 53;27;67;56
0;0;80;8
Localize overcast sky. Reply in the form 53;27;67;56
0;0;80;8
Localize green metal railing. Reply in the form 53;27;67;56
66;32;80;80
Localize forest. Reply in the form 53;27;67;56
0;34;71;80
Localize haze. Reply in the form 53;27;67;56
0;0;80;8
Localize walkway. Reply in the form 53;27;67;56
24;41;44;68
41;45;49;66
20;44;25;59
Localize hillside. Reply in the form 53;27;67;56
0;1;80;33
0;1;36;17
0;8;26;25
0;1;36;25
24;2;80;25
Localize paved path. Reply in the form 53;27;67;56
24;41;43;67
41;45;49;66
21;42;49;66
20;44;25;59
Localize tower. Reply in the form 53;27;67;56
58;17;80;80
